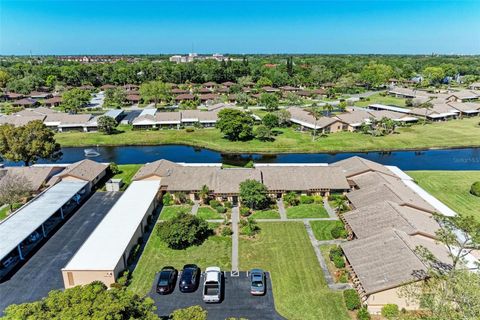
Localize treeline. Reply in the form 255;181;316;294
1;55;480;94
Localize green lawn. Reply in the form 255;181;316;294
240;222;349;320
286;204;329;219
0;206;9;221
310;220;344;240
249;209;280;219
354;92;407;108
407;171;480;221
159;205;192;220
197;206;223;220
54;118;480;153
113;164;142;186
129;226;231;295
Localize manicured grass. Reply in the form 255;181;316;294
129;226;231;295
159;205;192;220
240;222;349;320
0;206;9;221
54;118;480;153
249;209;281;219
310;220;344;240
113;164;142;186
286;204;329;219
197;206;223;220
354;92;407;108
407;171;480;221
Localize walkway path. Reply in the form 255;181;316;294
231;206;240;274
255;217;338;223
191;201;199;215
323;199;338;219
303;220;352;291
277;199;287;221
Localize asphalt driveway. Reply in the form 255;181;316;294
0;192;121;314
148;271;284;320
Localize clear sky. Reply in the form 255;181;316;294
1;0;479;55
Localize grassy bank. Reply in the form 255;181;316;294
240;222;349;320
55;118;480;153
407;171;480;221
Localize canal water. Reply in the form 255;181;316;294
2;145;480;170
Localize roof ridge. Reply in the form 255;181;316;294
393;229;431;271
387;201;417;232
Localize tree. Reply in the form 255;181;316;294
140;81;171;107
239;179;269;210
216;109;254;141
104;87;126;108
254;125;273;141
423;66;445;86
275;109;291;127
262;113;279;129
0;173;32;212
401;214;480;320
156;212;211;249
418;101;433;124
45;75;57;89
199;184;210;204
308;107;323;141
2;281;158;320
0;69;11;88
259;93;279;112
61;88;91;113
97;115;118;135
171;306;207;320
323;103;334;117
470;181;480;197
256;76;273;87
0;121;62;166
359;63;394;89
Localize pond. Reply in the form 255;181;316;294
2;145;480;170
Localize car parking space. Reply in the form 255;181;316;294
148;271;284;320
0;192;121;314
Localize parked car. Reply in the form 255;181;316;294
179;264;200;293
249;269;266;295
156;266;178;294
203;266;222;303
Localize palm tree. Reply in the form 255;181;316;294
418;102;433;125
308;107;323;141
199;184;210;204
323;103;334;117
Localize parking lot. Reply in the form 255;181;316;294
0;192;121;314
148;271;284;320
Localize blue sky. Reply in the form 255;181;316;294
1;0;479;55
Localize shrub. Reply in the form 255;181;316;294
156;213;211;249
329;245;343;261
333;255;345;268
240;218;260;236
224;201;233;209
312;195;323;204
299;195;314;204
357;307;371;320
381;304;399;319
162;192;173;206
470;181;480;197
240;207;250;216
209;199;221;208
185;128;195;133
108;162;120;174
216;206;226;214
174;192;188;204
283;191;299;206
221;226;233;236
171;305;207;320
331;225;348;239
343;289;361;310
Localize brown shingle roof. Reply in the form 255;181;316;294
56;159;107;182
343;200;440;239
331;156;395;178
0;166;58;191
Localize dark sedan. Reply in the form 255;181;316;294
156;266;178;295
179;264;200;293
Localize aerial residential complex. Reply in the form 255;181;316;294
0;156;475;315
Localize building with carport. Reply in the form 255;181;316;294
62;180;161;288
0;181;89;280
